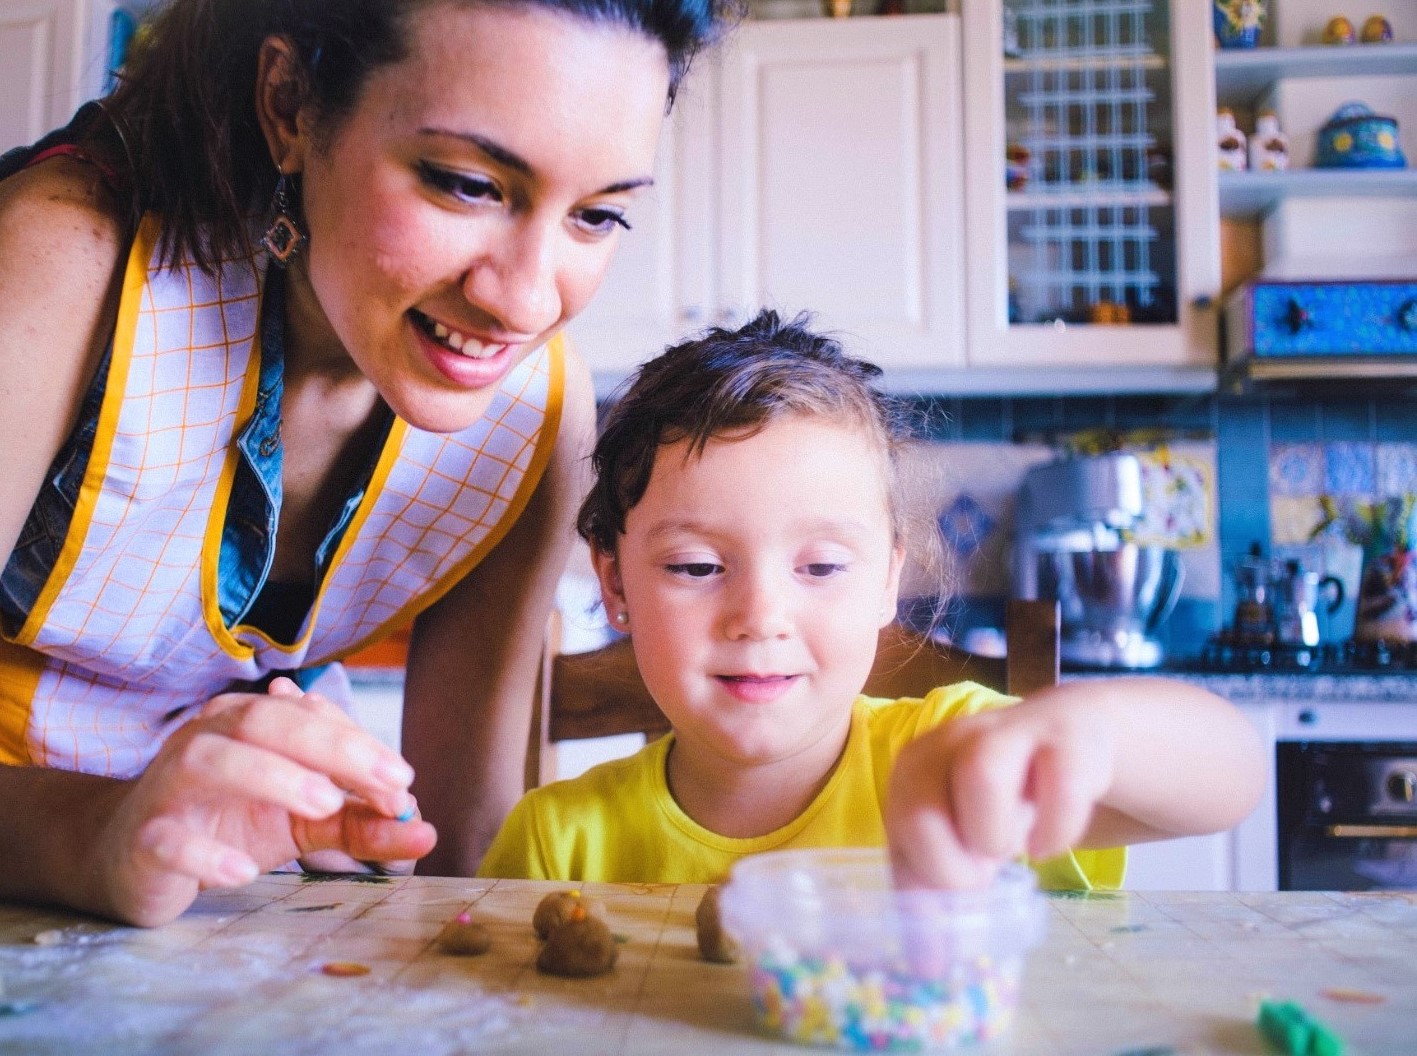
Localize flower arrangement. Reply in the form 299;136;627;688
1213;0;1264;49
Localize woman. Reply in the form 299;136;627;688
0;0;734;926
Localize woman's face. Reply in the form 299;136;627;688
289;1;670;431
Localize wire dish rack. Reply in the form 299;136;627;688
1004;0;1176;326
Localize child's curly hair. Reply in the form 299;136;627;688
578;308;915;558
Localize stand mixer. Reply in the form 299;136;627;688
1014;454;1184;669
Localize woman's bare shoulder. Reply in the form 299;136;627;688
0;155;129;284
0;156;131;561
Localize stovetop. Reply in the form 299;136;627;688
1196;634;1417;674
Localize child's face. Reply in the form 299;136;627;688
593;414;904;775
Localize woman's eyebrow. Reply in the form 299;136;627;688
419;126;655;194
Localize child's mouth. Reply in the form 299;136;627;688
716;674;798;703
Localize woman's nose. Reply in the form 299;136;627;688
725;573;793;641
462;219;562;336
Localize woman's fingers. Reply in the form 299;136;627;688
176;732;349;820
293;801;437;865
134;815;259;889
205;691;416;820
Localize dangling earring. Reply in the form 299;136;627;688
261;172;306;267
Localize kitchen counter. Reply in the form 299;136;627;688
2;874;1414;1054
1067;666;1417;704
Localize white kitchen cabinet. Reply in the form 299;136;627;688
567;13;966;381
961;0;1221;373
1124;701;1277;892
0;0;114;153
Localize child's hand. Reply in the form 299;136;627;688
95;677;437;926
883;694;1118;890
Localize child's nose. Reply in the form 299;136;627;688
725;574;793;641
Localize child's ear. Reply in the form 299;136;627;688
879;543;906;629
590;544;627;621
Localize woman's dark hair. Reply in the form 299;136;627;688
104;0;740;273
579;309;916;558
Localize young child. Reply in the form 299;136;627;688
478;310;1266;890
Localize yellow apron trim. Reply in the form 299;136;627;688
234;415;412;656
200;268;269;662
13;214;156;648
0;639;45;765
329;334;568;663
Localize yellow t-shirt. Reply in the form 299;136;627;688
478;681;1126;890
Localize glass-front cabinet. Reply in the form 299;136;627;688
963;0;1220;372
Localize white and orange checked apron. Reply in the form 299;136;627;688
0;215;564;776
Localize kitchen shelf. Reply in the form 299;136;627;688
1218;168;1417;219
1214;43;1417;108
1004;52;1166;75
1007;186;1172;210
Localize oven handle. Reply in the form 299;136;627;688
1325;824;1417;839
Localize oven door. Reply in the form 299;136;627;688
1277;741;1417;890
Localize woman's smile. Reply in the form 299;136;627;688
407;307;517;388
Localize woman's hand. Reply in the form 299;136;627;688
884;695;1117;891
95;677;437;926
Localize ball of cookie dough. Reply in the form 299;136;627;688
438;912;491;956
695;885;740;964
532;889;604;940
536;913;618;978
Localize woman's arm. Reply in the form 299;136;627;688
0;164;437;925
403;345;596;877
885;678;1268;889
0;156;126;568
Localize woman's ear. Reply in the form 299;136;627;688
589;544;628;625
255;35;310;173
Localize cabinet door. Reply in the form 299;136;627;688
0;0;106;153
562;60;717;376
717;15;965;371
962;0;1220;370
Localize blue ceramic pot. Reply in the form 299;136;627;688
1316;103;1407;169
1213;0;1264;49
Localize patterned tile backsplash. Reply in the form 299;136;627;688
1269;442;1417;544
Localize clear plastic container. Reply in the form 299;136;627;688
718;848;1047;1052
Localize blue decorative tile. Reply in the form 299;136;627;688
1377;442;1417;497
937;493;996;558
1269;443;1324;496
1324;441;1376;497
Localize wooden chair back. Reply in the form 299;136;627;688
525;599;1060;790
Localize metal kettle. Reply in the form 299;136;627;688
1272;559;1345;648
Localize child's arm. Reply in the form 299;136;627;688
884;678;1267;890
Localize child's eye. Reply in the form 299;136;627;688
666;562;722;579
574;207;631;236
418;161;503;205
802;562;847;579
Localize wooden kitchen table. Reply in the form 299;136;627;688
1;873;1413;1055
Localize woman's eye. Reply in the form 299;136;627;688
418;162;502;205
666;562;720;579
574;207;631;236
802;563;847;579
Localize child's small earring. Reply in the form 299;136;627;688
261;171;306;267
614;611;629;627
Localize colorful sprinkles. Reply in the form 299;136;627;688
747;943;1022;1051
